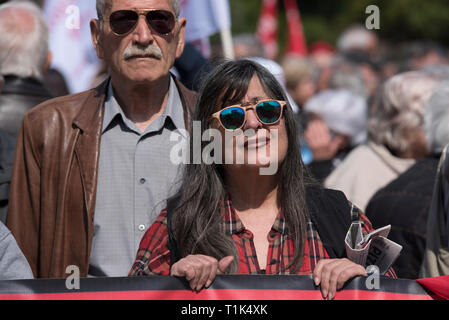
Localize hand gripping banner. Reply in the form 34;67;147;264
0;275;443;300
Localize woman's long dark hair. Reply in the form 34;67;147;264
172;59;311;273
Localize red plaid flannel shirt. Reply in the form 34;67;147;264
129;200;396;277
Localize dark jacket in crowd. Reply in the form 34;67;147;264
0;129;15;224
365;155;440;279
0;75;53;138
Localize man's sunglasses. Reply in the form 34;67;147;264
209;100;286;131
103;9;177;36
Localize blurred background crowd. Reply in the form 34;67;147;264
1;0;449;280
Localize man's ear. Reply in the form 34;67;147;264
90;19;104;60
175;18;187;59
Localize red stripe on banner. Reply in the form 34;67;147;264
0;289;435;301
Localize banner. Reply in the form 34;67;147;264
0;275;440;301
43;0;100;94
257;0;279;60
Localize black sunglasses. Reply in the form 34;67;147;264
103;9;177;36
209;100;286;131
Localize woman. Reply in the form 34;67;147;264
129;60;394;300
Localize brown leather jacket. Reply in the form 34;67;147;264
6;78;196;278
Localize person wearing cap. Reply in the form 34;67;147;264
303;89;368;182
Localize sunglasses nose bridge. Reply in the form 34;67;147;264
132;14;155;42
244;107;262;129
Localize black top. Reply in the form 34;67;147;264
366;155;440;279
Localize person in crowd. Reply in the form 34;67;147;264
337;25;379;60
233;33;266;59
129;60;395;300
303;89;367;182
0;124;15;224
0;1;53;139
7;0;196;279
366;81;449;279
0;73;15;224
317;59;375;100
309;41;336;70
281;56;318;111
420;144;449;278
0;221;33;280
42;68;70;98
325;70;443;211
174;43;213;91
0;63;19;226
399;41;449;71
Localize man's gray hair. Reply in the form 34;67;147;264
0;0;49;80
368;70;444;155
424;81;449;154
96;0;181;19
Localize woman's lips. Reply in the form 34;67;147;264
244;137;270;149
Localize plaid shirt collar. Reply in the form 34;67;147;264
221;198;290;236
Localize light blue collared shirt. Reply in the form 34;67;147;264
89;77;186;277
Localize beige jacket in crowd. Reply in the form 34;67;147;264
325;142;415;211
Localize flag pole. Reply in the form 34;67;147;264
220;27;235;60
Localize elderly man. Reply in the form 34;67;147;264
7;0;196;278
0;1;53;138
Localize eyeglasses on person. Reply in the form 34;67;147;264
103;9;177;36
209;100;286;131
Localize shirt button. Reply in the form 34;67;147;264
138;224;146;232
140;178;146;184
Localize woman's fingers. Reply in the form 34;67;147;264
314;259;345;299
218;256;234;274
171;255;233;292
313;258;367;300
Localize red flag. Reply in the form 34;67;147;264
257;0;279;59
417;275;449;300
283;0;308;57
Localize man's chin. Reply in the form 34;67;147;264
122;71;169;84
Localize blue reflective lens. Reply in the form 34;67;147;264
220;107;245;130
256;101;282;124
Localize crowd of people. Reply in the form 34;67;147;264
0;0;448;300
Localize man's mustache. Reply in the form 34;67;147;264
123;44;163;60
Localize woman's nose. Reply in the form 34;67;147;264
244;109;262;130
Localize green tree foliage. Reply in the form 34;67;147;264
230;0;449;51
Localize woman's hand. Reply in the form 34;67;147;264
313;258;368;300
171;255;234;291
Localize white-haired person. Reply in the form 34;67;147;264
366;80;449;279
0;0;53;138
326;70;446;211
